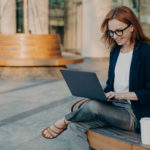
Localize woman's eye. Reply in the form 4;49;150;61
116;30;122;33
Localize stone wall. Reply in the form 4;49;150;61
64;0;82;54
64;0;150;57
0;0;16;33
28;0;49;34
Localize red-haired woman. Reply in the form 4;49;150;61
42;6;150;150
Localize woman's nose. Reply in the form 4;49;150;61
112;34;118;40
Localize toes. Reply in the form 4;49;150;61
47;127;57;137
45;133;53;138
42;128;55;139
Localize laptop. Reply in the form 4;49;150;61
60;69;112;102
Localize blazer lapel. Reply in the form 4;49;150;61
129;43;141;90
111;47;120;86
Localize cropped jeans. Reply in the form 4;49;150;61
65;100;139;150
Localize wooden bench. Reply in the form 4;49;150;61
87;127;150;150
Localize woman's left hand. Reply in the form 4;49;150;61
105;91;138;101
105;91;126;100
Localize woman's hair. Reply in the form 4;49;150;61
101;6;150;50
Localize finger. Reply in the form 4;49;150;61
105;93;111;98
105;91;114;98
114;96;119;100
114;95;121;100
106;94;111;98
108;94;115;99
105;93;108;97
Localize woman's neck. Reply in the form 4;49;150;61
120;41;135;53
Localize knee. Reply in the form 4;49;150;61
86;100;102;115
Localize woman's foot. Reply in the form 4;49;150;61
41;118;69;139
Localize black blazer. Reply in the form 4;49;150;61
104;42;150;122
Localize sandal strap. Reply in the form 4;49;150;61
48;127;66;137
52;119;68;130
42;122;67;139
53;124;66;130
46;128;56;138
47;127;60;135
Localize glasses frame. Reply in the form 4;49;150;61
106;24;131;37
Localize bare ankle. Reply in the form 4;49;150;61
63;118;69;125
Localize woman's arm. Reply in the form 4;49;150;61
134;46;150;105
104;51;114;93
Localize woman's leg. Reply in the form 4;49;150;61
42;100;137;141
42;100;109;139
67;120;108;150
65;100;136;131
65;100;137;150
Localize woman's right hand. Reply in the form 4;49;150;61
105;91;116;99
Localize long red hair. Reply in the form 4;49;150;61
101;6;150;50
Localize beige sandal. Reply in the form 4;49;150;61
41;119;68;139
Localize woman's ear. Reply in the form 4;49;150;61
130;25;134;32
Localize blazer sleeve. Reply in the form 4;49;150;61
134;48;150;105
104;51;114;93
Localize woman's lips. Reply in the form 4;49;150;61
116;38;123;43
116;40;122;43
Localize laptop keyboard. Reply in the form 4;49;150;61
107;98;129;104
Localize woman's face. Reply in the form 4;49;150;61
108;19;134;46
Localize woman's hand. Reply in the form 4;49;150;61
105;91;125;100
105;91;138;101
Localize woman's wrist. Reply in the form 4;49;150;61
126;92;138;101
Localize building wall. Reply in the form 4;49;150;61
28;0;49;34
82;0;111;57
0;0;150;57
140;0;150;38
64;0;82;54
0;0;16;33
64;0;111;57
64;0;150;57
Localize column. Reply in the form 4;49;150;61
0;0;16;33
140;0;150;37
28;0;49;34
82;0;111;57
72;1;77;53
76;2;82;54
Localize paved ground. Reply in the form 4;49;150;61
0;58;108;150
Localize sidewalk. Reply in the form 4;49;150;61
0;58;108;150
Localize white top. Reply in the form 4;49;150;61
114;50;133;96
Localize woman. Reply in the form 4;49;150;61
42;6;150;149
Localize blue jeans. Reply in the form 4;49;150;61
65;100;139;150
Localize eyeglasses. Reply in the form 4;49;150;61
106;24;131;37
